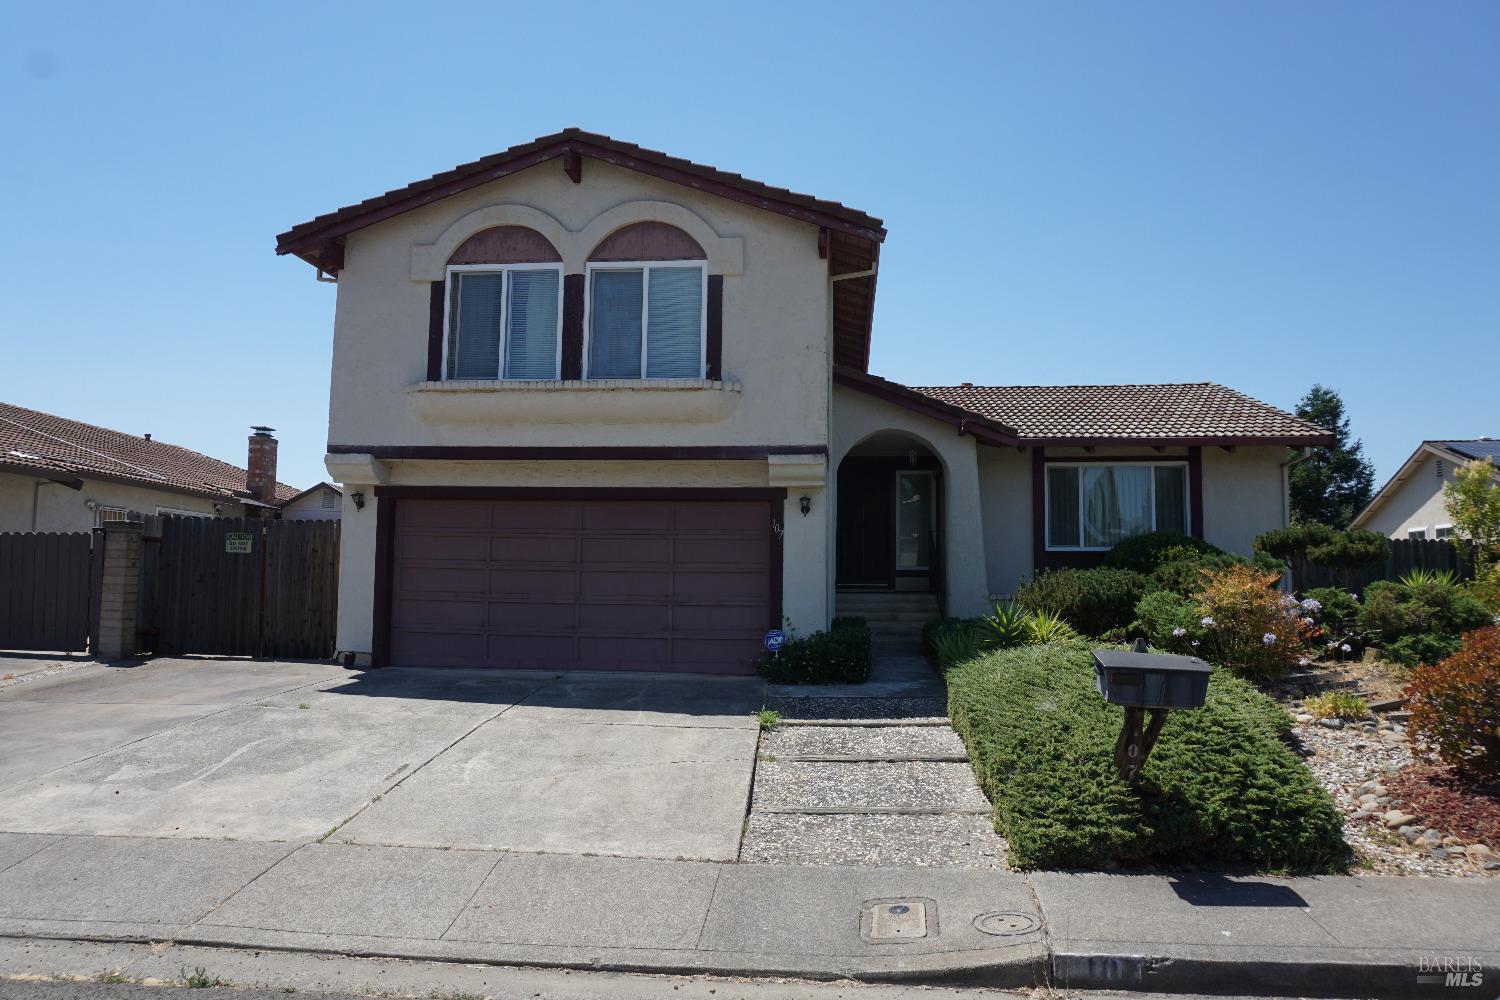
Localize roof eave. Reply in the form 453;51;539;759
1022;433;1337;449
832;367;1022;445
276;133;886;264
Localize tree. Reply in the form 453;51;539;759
1444;457;1500;575
1288;385;1376;528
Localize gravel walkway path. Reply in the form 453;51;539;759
760;724;966;758
752;760;991;812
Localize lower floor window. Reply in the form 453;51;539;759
1407;528;1428;540
1435;525;1455;540
1046;463;1188;549
95;506;129;526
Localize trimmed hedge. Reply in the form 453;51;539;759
1013;568;1156;638
945;642;1348;871
755;618;872;684
1105;531;1225;573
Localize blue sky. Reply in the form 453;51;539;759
2;2;1496;491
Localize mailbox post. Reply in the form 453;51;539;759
1092;639;1210;782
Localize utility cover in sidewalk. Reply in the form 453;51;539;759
861;897;935;941
973;911;1040;936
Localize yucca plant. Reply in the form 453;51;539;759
982;601;1031;649
1024;610;1079;644
1398;567;1459;588
933;623;987;668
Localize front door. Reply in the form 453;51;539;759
836;459;940;592
896;471;936;577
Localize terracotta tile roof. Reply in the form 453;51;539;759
0;402;298;505
909;381;1333;445
276;127;885;261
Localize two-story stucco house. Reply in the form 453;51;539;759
277;129;1332;674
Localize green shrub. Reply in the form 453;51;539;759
1014;568;1157;638
1358;577;1493;666
1256;523;1389;589
755;619;872;683
1131;589;1204;653
1299;587;1359;632
1385;633;1463;668
1105;532;1224;573
945;643;1348;872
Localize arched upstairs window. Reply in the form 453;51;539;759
585;223;708;380
442;227;563;380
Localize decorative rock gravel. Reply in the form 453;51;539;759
1294;719;1495;877
740;813;1007;868
760;725;966;759
752;760;990;812
763;695;948;722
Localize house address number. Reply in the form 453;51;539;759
225;532;253;554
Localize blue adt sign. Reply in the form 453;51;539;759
763;629;787;653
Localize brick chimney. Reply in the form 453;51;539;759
246;426;278;506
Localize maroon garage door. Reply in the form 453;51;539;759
387;497;775;673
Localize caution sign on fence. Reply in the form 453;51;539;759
225;532;253;554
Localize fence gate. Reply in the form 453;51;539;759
0;532;97;652
141;516;339;659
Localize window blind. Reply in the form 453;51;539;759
447;273;504;379
504;270;560;379
645;267;702;378
589;269;643;378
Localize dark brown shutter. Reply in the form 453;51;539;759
706;274;724;381
426;280;445;381
561;273;585;380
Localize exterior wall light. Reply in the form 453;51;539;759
799;496;811;516
350;491;366;511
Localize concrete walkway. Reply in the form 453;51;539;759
0;833;1496;996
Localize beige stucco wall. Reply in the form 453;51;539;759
828;385;990;617
1200;445;1290;556
328;159;830;451
329;458;828;658
1358;452;1464;538
976;446;1033;598
280;486;342;521
0;472;227;534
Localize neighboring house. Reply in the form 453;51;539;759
279;482;344;521
277;128;1331;673
0;404;303;532
1351;438;1500;540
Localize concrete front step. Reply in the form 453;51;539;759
762;723;967;759
751;760;990;813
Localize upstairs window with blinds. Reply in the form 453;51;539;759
586;263;705;379
1045;463;1189;550
444;265;562;380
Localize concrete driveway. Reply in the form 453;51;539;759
0;658;764;861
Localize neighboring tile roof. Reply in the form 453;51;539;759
1436;439;1500;463
909;381;1333;445
0;402;298;505
276;127;885;260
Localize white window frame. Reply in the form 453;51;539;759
441;263;565;381
156;506;209;517
1407;527;1429;540
95;506;129;527
582;260;708;380
1044;461;1191;552
1434;525;1455;540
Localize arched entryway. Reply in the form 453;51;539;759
835;432;944;602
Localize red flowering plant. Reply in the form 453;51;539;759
1193;565;1320;681
1404;625;1500;778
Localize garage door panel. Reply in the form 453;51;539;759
489;535;577;563
490;568;579;596
578;636;670;666
390;497;773;673
397;534;488;562
402;500;491;529
401;566;488;596
580;570;670;597
393;630;486;664
489;503;580;530
674;536;768;565
489;602;579;630
671;604;767;631
582;504;675;531
579;536;673;564
579;603;670;631
673;570;767;600
398;599;486;627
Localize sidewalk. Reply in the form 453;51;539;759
1;833;1496;997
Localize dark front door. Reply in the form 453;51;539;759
836;460;894;588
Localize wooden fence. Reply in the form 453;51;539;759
139;516;339;659
0;531;97;652
1295;537;1473;593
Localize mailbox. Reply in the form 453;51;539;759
1092;649;1211;711
1093;644;1212;782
